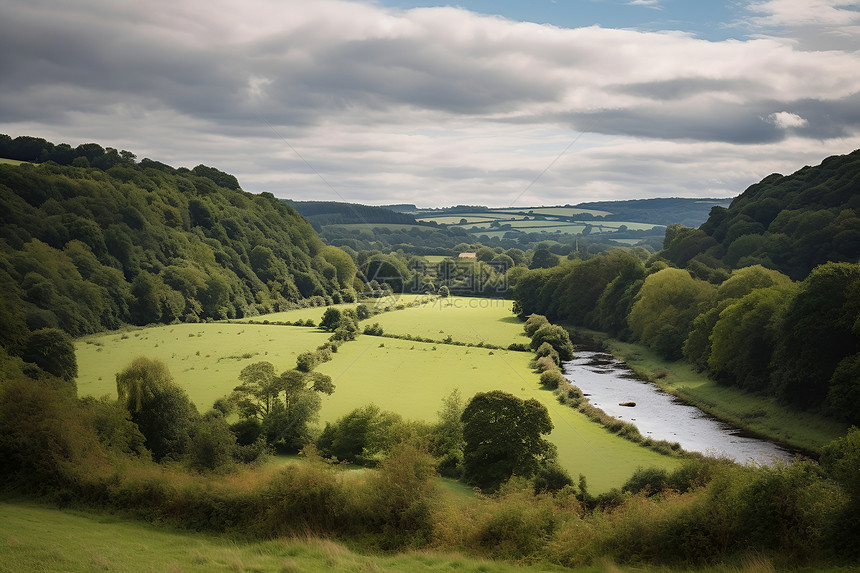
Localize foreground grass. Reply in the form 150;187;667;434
0;501;566;573
3;500;853;573
317;335;679;493
596;334;848;454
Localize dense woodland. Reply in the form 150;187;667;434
514;150;860;425
0;136;363;379
2;136;860;568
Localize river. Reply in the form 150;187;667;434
562;348;795;464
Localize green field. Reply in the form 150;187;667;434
76;299;678;492
369;296;524;347
316;334;677;492
0;158;29;166
76;323;331;410
498;207;612;217
0;501;565;573
601;335;848;454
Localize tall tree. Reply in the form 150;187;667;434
461;390;555;491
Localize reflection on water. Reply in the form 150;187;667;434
563;349;794;464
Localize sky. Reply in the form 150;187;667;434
2;0;859;208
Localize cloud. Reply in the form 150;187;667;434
0;0;858;207
766;111;808;129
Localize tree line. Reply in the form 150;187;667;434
0;137;362;380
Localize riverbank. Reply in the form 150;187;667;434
572;328;848;456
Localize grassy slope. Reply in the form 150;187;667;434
0;158;28;166
0;501;569;573
599;334;848;454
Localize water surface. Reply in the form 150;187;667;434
562;349;794;464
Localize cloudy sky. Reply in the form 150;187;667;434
2;0;859;207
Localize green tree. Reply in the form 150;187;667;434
116;357;198;461
628;268;715;359
231;361;280;418
432;389;465;477
529;245;559;269
771;262;860;408
529;324;574;361
21;328;78;384
461;390;555;491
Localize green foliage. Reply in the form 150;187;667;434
461;390;555;491
0;147;355;362
771;262;860;408
680;149;860;279
115;357;199;462
522;313;549;337
21;327;77;384
628;268;714;359
229;361;335;451
529;324;574;361
187;413;238;471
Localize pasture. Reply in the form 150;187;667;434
368;295;524;347
316;335;678;492
76;323;331;410
75;298;679;492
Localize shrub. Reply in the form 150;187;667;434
539;369;567;390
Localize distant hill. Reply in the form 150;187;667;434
0;136;356;359
574;197;733;228
287;200;418;227
662;150;860;279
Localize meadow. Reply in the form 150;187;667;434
367;296;524;347
76;297;679;492
76;323;332;411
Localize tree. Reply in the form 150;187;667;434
529;245;559;269
529;324;574;361
229;362;335;451
116;357;198;461
22;328;78;384
231;361;279;418
461;390;555;491
319;308;343;332
433;389;465;477
628;268;714;360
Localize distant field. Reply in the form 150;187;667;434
495;207;612;217
76;323;331;410
0;158;28;166
0;501;556;573
317;335;678;492
369;296;523;347
324;223;430;235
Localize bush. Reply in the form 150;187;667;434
539;369;567;390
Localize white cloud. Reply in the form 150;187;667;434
0;0;858;206
766;111;808;129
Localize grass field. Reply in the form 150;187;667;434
76;323;331;410
0;158;29;166
369;296;524;347
0;501;570;573
76;298;678;492
600;334;849;454
316;335;678;493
